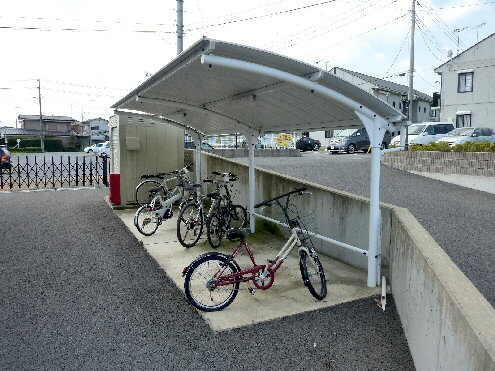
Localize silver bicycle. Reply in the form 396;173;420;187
134;165;199;236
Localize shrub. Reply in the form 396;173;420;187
452;141;495;153
410;141;495;153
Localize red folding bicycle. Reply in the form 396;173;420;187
182;188;327;312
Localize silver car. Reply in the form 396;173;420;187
436;127;495;146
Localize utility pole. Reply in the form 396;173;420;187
405;0;416;150
38;79;45;152
177;0;184;54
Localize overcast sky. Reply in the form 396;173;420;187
0;0;493;127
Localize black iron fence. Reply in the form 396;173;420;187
0;154;109;190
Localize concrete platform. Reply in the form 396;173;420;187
114;208;381;332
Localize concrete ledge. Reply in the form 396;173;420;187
389;207;495;371
382;151;495;177
186;148;301;158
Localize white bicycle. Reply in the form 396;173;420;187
134;165;199;236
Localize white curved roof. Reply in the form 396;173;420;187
112;38;403;135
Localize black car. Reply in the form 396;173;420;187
296;137;321;151
0;147;11;169
184;141;214;150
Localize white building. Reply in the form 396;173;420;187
434;33;495;130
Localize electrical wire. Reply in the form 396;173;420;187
383;27;410;78
268;0;400;53
184;0;338;31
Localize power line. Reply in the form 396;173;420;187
311;12;409;56
416;0;464;49
185;0;338;31
267;0;399;52
383;27;411;78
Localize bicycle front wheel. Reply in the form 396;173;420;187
134;205;160;236
184;254;239;312
177;202;204;248
206;214;225;248
135;180;166;206
229;205;248;229
299;249;327;300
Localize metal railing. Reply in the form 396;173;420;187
0;154;109;190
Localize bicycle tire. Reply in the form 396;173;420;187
206;213;224;248
299;248;327;300
184;254;239;312
177;202;204;248
228;204;248;229
134;205;160;236
135;180;166;207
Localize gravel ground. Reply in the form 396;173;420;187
0;188;414;370
235;152;495;306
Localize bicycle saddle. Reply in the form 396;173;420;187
185;183;201;191
206;190;222;199
226;228;251;242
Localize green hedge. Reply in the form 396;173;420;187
13;147;43;153
7;138;64;152
410;141;495;153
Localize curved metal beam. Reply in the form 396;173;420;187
135;96;258;134
201;54;384;123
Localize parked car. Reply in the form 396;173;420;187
0;147;11;169
84;143;103;153
296;137;321;151
436;127;495;146
98;141;111;156
326;128;391;154
184;141;214;150
390;122;454;146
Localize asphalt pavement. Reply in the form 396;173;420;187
0;188;414;370
236;151;495;306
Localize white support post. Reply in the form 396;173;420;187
355;112;387;288
247;133;256;233
193;133;202;185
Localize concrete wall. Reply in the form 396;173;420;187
198;151;495;371
200;152;391;272
382;151;495;177
389;207;495;371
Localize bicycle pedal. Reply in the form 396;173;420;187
267;259;276;265
248;287;256;295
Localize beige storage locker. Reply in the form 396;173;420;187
109;113;184;206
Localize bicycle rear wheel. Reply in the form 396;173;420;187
177;202;204;248
184;254;239;312
299;248;327;300
134;205;160;236
229;205;248;229
135;180;166;206
206;214;225;248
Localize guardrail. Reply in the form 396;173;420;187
0;154;109;190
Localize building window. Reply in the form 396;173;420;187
324;130;332;138
458;72;473;93
399;102;402;109
424;107;426;113
456;114;471;127
392;101;396;108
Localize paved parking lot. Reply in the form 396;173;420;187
236;151;495;306
0;188;414;370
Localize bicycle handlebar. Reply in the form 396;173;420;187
254;187;307;208
140;173;166;179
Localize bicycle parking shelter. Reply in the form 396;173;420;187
112;37;404;288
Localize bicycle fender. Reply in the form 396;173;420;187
298;245;311;256
181;252;240;277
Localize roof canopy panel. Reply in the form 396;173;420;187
113;38;403;135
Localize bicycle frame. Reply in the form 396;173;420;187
212;227;309;290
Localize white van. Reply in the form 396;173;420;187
390;122;455;146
